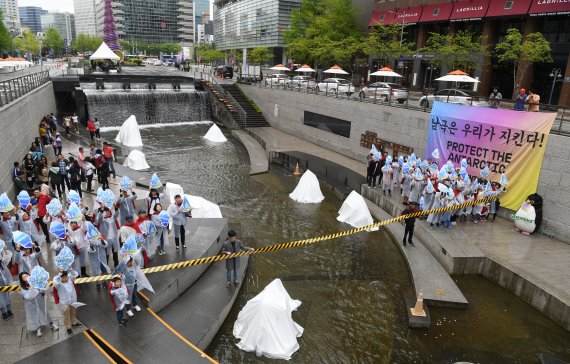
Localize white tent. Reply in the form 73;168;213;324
337;191;378;231
90;42;120;60
203;124;227;143
123;150;150;170
115;115;143;147
289;170;324;204
233;279;303;360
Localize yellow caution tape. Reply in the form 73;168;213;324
1;195;498;292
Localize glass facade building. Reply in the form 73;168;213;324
19;6;47;34
73;0;98;36
41;12;76;47
213;0;301;61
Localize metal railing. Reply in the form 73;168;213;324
0;71;50;107
199;71;248;127
240;74;569;137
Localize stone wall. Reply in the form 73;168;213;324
0;82;57;198
240;84;570;243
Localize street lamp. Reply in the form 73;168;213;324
427;64;437;89
548;68;562;105
37;32;45;70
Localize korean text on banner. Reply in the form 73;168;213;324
425;102;556;210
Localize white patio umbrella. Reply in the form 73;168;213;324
323;65;349;75
435;70;479;83
370;66;402;78
296;64;316;73
270;64;290;71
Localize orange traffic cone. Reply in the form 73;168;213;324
293;162;302;175
410;289;426;317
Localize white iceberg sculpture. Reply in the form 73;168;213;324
184;194;223;218
115;115;143;147
233;279;303;360
165;182;184;205
203;123;227;143
289;170;324;204
337;191;378;231
123;150;150;170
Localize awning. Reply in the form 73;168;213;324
450;0;491;21
419;2;454;23
529;0;570;16
368;11;396;27
393;6;423;24
486;0;532;17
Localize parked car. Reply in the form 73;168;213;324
419;89;489;108
153;59;163;66
316;78;355;95
215;65;234;79
285;75;317;90
359;82;408;103
264;73;289;86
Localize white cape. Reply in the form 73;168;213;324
115;115;143;147
337;191;378;231
184;194;223;218
123;150;150;170
233;279;303;360
289;170;324;203
203;124;227;143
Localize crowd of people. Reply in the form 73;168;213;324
366;145;507;246
489;86;541;111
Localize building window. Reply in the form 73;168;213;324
504;1;513;10
433;8;440;16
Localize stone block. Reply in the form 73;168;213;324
538;170;562;187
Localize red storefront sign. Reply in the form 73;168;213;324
419;2;454;23
529;0;570;16
393;7;423;24
486;0;533;17
450;0;491;21
368;11;396;27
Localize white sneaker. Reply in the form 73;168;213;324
37;328;42;337
50;323;59;331
127;310;134;317
134;305;141;312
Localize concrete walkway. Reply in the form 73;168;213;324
232;130;268;175
249;126;570;331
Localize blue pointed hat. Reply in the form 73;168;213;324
120;176;133;191
445;160;454;172
463;175;471;186
397;155;404;166
426;179;435;193
402;162;410;174
55;246;75;271
66;202;82;222
120;235;138;255
134;234;145;247
472;178;480;190
182;196;192;213
0;239;5;252
373;151;381;162
68;190;81;206
485;181;493;193
97;187;105;202
429;163;439;175
431;149;440;159
85;222;102;240
17;191;30;209
49;221;67;239
370;144;377;155
158;210;169;227
500;173;508;187
28;266;50;289
419;196;425;210
437;168;449;180
459;167;467;178
460;159;468;169
480;166;490;179
46;198;63;217
420;160;429;172
150;173;162;189
414;168;424;180
14;231;32;249
437;183;448;194
102;190;116;207
385;156;393;165
0;193;14;213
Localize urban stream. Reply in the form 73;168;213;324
102;124;570;364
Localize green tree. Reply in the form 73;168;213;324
227;49;243;64
0;10;10;54
14;30;39;56
284;0;361;68
72;34;102;52
365;24;413;67
43;27;65;57
159;43;182;55
420;30;488;72
249;47;273;65
494;28;552;95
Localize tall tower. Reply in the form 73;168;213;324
103;0;119;50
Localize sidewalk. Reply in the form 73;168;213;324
248;126;570;331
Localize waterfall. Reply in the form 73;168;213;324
83;89;211;126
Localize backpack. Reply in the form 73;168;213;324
53;283;79;304
95;156;104;169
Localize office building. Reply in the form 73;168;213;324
368;0;570;105
73;0;97;36
213;0;302;62
41;12;76;47
95;0;193;46
1;0;20;30
19;6;46;34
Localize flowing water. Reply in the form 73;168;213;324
102;124;570;364
84;88;210;127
